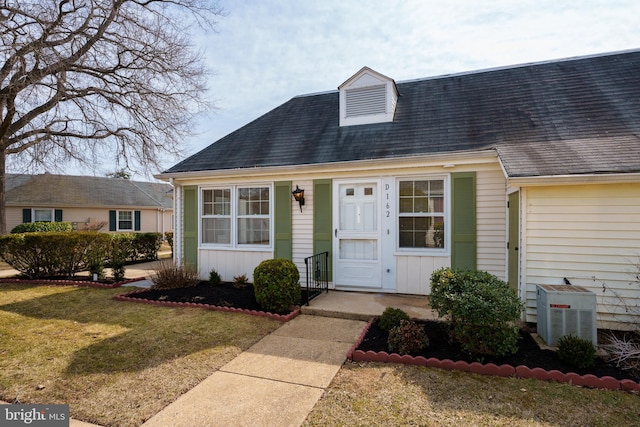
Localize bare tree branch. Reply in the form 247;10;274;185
0;0;224;233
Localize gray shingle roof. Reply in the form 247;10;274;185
165;50;640;178
6;174;173;209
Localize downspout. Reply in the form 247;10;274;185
171;178;183;265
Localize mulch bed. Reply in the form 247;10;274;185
355;319;640;384
115;281;306;321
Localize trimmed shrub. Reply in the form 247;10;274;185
109;233;137;263
209;269;222;286
557;335;596;368
430;267;524;356
0;231;110;278
253;259;301;313
151;259;200;289
379;307;410;331
388;320;429;355
133;233;162;261
11;222;72;233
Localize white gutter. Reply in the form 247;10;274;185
155;150;499;182
508;172;640;186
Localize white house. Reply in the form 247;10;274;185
159;51;640;329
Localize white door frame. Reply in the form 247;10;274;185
332;179;383;289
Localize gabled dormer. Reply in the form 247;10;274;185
338;66;399;127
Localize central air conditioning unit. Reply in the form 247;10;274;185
536;284;597;346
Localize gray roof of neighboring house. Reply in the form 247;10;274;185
6;173;173;209
164;50;640;178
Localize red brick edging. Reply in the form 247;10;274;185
113;288;300;322
0;277;146;288
346;320;640;392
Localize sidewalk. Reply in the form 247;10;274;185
141;314;366;427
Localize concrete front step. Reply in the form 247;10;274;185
301;290;439;321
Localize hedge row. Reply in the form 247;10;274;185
0;232;163;279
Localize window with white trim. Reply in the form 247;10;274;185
201;186;271;247
398;178;445;249
202;188;231;244
118;210;133;231
33;209;54;222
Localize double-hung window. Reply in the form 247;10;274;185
118;210;133;231
398;178;445;250
202;189;231;244
201;186;271;247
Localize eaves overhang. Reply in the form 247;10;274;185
156;149;499;183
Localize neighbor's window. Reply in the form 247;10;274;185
33;209;54;222
118;210;133;230
398;179;445;249
201;186;271;247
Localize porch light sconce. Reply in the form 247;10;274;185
292;185;305;212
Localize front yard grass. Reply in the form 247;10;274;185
0;283;281;426
304;362;640;426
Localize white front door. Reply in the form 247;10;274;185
333;181;382;288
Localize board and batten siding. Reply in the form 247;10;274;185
523;183;640;329
396;166;507;294
198;250;272;283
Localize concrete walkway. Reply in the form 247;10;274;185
141;315;366;427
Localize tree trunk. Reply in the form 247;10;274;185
0;149;5;234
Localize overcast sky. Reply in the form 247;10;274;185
186;0;639;161
19;0;640;179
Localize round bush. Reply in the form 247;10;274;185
253;259;301;313
430;267;524;356
379;307;410;331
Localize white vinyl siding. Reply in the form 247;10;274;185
476;167;508;278
523;183;640;329
345;85;386;117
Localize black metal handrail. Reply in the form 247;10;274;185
304;251;329;305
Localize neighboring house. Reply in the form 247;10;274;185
159;50;640;329
6;173;173;235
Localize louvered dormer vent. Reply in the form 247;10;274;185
346;85;386;117
339;67;398;127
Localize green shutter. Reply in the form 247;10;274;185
109;210;116;231
54;209;63;222
22;209;32;223
274;181;292;260
313;179;332;281
182;186;198;269
134;211;141;231
451;172;476;271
